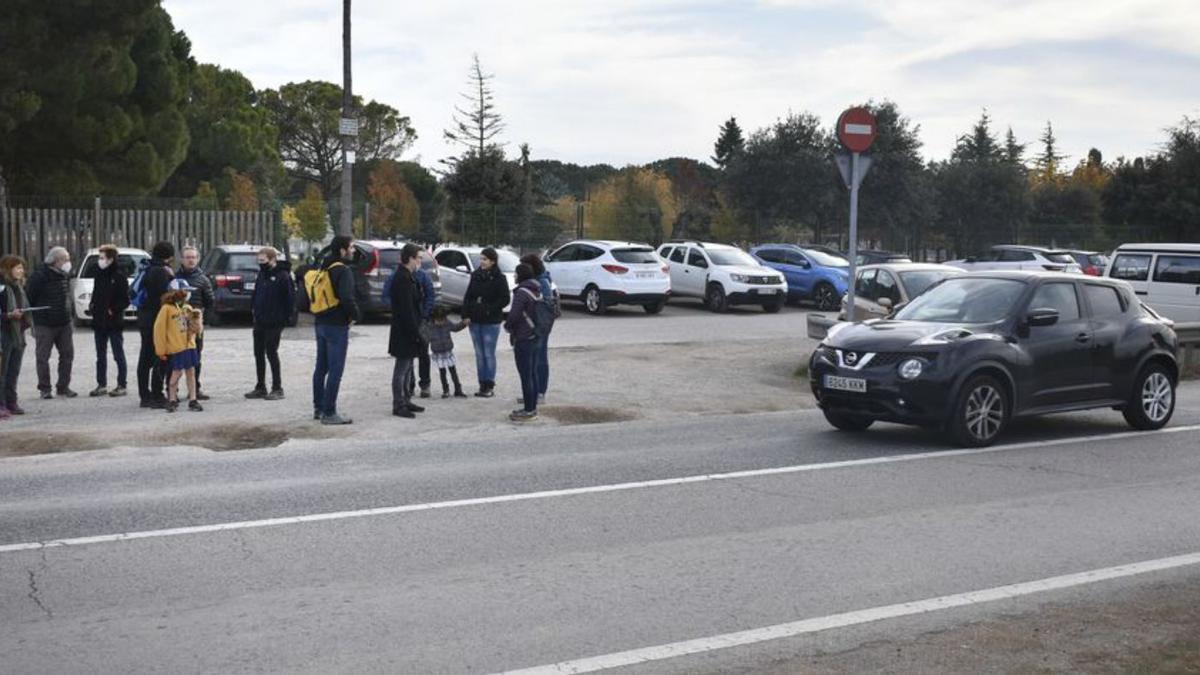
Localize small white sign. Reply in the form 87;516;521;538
844;123;874;135
339;117;359;136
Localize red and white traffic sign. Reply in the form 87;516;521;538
836;107;877;153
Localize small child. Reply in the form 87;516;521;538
154;281;204;413
426;305;469;398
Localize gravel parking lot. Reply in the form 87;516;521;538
0;302;823;454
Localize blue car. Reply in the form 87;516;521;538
750;244;850;310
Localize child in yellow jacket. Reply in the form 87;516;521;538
154;282;204;412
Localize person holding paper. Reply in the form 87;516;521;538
0;255;33;417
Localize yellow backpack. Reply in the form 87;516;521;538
304;262;344;314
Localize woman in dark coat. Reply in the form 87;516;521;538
463;247;510;398
388;244;426;418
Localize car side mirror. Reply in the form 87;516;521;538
1027;307;1060;327
455;265;468;273
877;297;893;309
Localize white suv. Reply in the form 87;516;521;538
657;241;787;313
544;240;670;315
946;245;1083;273
71;247;149;327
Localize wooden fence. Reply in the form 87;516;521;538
0;206;280;264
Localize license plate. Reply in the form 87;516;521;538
756;288;776;294
636;272;656;279
824;375;866;393
243;282;255;291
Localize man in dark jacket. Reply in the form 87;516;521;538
504;263;543;422
88;245;130;397
388;243;425;418
245;247;295;400
137;241;176;408
176;246;214;400
463;247;511;397
308;235;360;425
413;260;435;398
26;246;76;399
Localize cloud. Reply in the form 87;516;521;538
164;0;1200;167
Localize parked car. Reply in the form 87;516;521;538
853;250;912;266
840;263;963;321
945;245;1082;274
1106;243;1200;322
804;245;848;260
1067;250;1109;276
433;245;520;311
810;272;1178;447
750;244;850;310
71;247;149;327
657;241;787;313
200;244;290;325
544;240;670;315
306;239;441;317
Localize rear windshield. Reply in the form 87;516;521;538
226;253;259;274
79;253;147;279
1044;252;1075;264
611;248;660;264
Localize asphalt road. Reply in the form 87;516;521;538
3;383;1200;673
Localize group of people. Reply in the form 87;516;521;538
0;236;558;425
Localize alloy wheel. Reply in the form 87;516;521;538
585;288;601;313
1141;371;1173;423
965;384;1004;441
815;284;837;311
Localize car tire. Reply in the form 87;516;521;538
762;297;784;313
813;282;839;311
822;409;874;432
948;374;1008;447
706;284;728;313
1122;363;1175;431
643;301;665;315
583;285;607;315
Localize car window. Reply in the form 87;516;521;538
801;249;848;267
782;250;808;266
898;270;953;299
754;249;780;264
1029;282;1080;321
895;277;1026;323
1152;255;1200;284
1084;284;1125;317
686;248;708;268
999;249;1036;262
875;270;901;304
669;247;686;264
659;246;675;261
1110;254;1151;281
546;245;576;263
578;246;605;262
437;250;470;270
79;254;147;279
612;248;659;264
227;253;260;274
854;269;876;296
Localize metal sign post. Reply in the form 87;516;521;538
835;107;877;322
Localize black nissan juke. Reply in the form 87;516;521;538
810;272;1179;447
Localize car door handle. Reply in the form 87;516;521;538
1075;332;1091;343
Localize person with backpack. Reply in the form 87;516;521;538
88;244;130;397
176;246;214;400
413;259;435;399
388;244;425;419
504;263;543;422
302;235;360;425
135;242;176;409
245;247;294;401
26;246;76;399
0;255;33;418
521;253;559;404
463;247;510;398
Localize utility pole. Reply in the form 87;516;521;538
338;0;355;236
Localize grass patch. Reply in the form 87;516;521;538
793;353;811;378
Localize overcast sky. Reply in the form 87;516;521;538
165;0;1199;169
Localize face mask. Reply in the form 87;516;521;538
259;262;271;271
60;261;72;275
98;258;112;270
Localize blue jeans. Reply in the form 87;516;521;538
535;336;549;396
513;338;539;412
312;324;349;416
93;326;127;389
469;323;500;387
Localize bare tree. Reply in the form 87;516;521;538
444;54;505;157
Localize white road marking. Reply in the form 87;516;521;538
2;424;1197;554
498;551;1200;674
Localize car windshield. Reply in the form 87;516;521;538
611;248;659;264
706;248;758;267
897;270;956;299
802;249;849;267
79;253;147;279
894;277;1026;323
469;250;520;274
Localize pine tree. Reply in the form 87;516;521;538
1003;127;1026;166
711;117;745;169
1034;121;1067;182
951;110;1002;163
443;54;505;157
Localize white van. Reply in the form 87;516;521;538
1106;243;1200;322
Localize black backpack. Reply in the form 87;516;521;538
520;287;557;339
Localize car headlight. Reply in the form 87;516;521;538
898;358;923;380
730;274;748;282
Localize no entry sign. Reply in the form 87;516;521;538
837;107;877;153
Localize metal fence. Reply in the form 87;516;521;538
0;200;280;264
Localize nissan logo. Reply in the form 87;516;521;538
843;351;858;365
